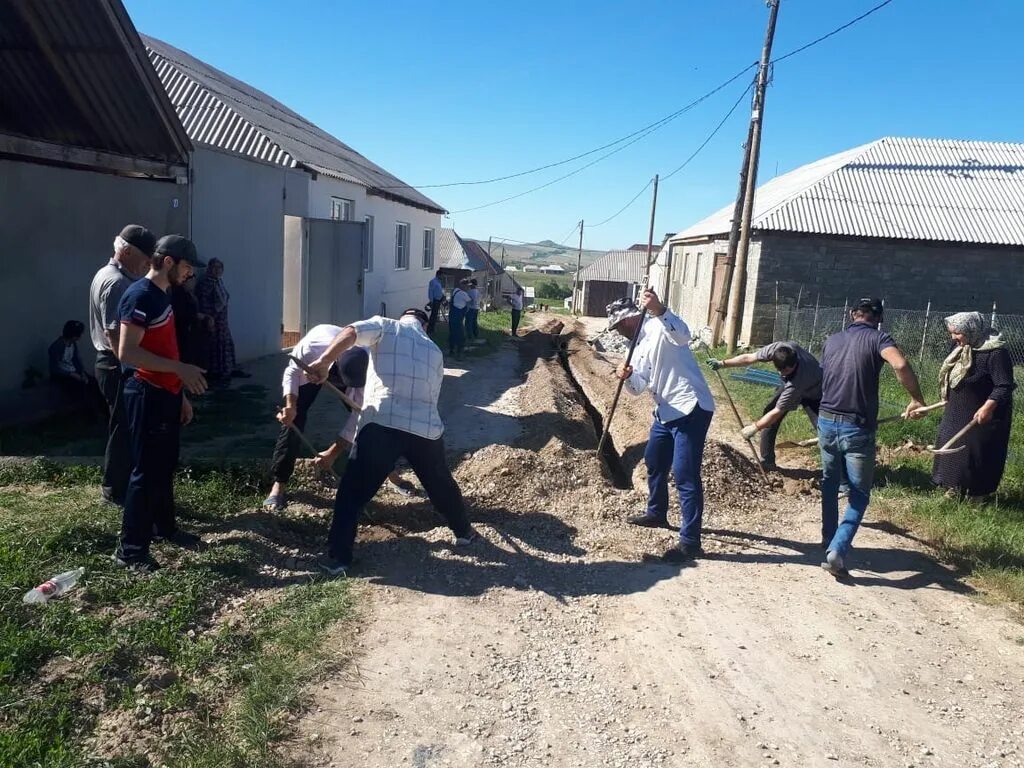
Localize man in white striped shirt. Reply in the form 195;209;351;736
306;308;475;576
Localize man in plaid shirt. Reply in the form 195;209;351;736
305;308;476;576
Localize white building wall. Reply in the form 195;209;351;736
190;147;305;362
307;176;443;318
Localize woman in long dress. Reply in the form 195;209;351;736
932;312;1016;500
196;258;245;386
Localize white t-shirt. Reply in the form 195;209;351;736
451;289;471;310
509;294;524;311
468;288;480;310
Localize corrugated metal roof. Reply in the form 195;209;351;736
0;0;190;169
438;228;504;273
143;34;445;214
578;250;650;283
671;137;1024;247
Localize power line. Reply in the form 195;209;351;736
585;179;653;229
585;78;752;230
662;80;754;181
383;63;757;192
772;0;895;64
441;0;896;213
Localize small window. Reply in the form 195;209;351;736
422;228;435;270
330;197;354;221
364;215;374;272
693;252;703;287
395;222;410;270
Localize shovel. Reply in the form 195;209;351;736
928;418;977;456
777;402;948;450
280;417;340;484
288;355;362;412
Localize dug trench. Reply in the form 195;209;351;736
292;318;1024;768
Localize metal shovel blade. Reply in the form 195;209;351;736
927;419;977;456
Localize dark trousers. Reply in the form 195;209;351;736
448;306;466;354
96;353;131;502
427;299;442;334
118;377;181;560
271;382;322;483
644;407;713;547
466;308;480;340
760;386;820;466
327;423;471;565
511;309;522;336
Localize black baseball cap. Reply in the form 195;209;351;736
118;224;156;257
154;235;205;267
855;297;884;316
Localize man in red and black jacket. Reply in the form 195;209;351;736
114;235;208;571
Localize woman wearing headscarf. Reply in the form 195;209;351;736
933;311;1016;500
196;258;247;386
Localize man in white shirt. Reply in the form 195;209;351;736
306;308;476;576
466;279;481;341
448;279;472;357
611;289;716;564
508;287;524;336
264;324;358;510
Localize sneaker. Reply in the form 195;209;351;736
112;552;162;572
454;528;478;547
821;549;849;578
317;556;348;578
263;493;287;511
662;544;702;564
627;514;670;529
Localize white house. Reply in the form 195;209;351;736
145;35;446;345
539;264;566;275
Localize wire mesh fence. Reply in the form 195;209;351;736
771;303;1024;409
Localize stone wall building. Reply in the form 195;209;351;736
653;137;1024;344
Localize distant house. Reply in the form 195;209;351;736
539;264;566;275
522;265;539;273
0;0;191;402
505;265;519;272
437;228;520;306
654;136;1024;344
144;35;445;347
573;250;649;317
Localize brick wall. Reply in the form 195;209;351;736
750;233;1024;344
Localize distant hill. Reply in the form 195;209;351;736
465;237;605;271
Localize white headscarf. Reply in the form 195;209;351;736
939;311;1004;398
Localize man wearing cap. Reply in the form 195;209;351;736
263;324;367;511
817;297;926;577
113;235;208;571
707;341;822;470
89;225;155;505
305;308;476;577
609;288;716;564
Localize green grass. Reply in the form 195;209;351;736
510;271;573;289
716;347;1024;606
0;460;354;767
432;309;530;358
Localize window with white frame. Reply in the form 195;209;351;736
364;215;374;272
422;228;435;269
330;197;354;221
693;252;703;287
395;222;410;269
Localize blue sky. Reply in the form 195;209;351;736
125;0;1022;251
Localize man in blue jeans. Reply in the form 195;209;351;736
610;289;716;564
818;297;926;577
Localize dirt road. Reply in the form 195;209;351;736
298;319;1024;768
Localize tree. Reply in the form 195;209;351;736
536;280;571;301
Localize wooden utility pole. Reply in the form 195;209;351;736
722;0;781;352
572;220;584;315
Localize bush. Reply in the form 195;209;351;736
536;280;572;301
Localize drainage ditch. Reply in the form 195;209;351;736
555;346;632;490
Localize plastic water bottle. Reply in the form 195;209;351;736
23;567;85;604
